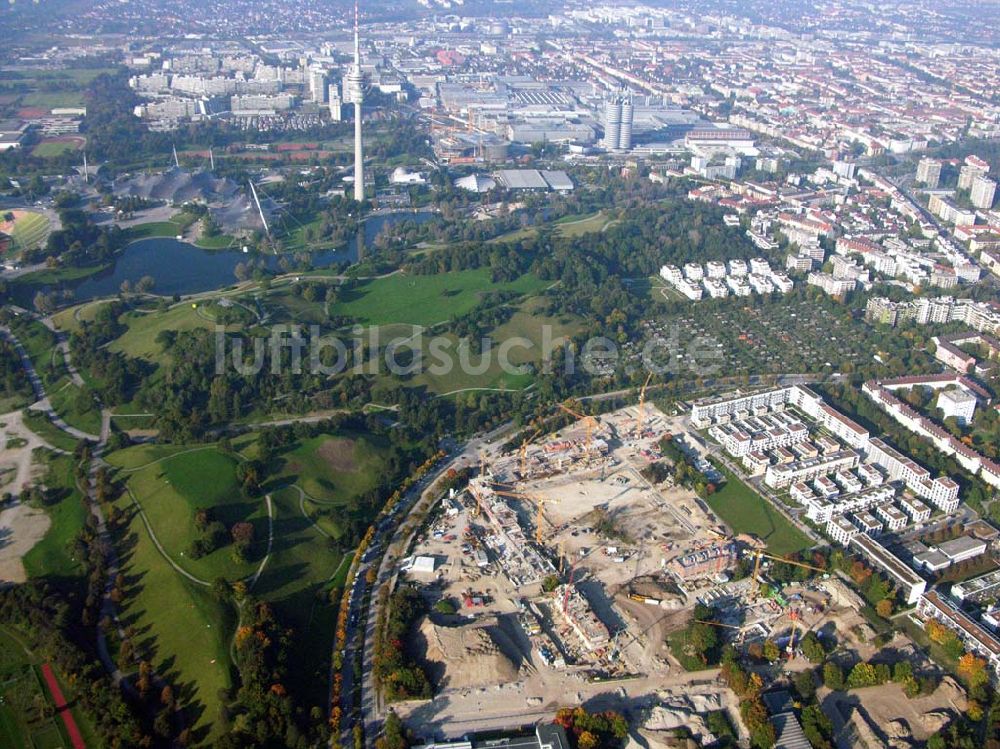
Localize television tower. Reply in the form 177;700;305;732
346;1;365;202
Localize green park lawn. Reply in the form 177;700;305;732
108;487;234;744
109;303;240;365
553;210;614;237
20;411;81;453
252;487;347;709
47;381;101;435
272;433;387;510
125;221;184;241
51;300;113;335
195;233;236;250
9;319;64;389
379;296;582;396
328;268;548;328
108;444;265;581
703;466;811;556
23;451;88;580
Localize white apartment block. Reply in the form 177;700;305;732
867;438;959;512
875;502;908;531
727;259;748;276
765;450;860;489
856;463;884;486
676;279;703;300
726;276;752;296
917;591;1000;679
771;272;794;293
899;494;931;523
704;278;729;298
710;419;809;457
798;484;895;524
706;261;727;279
972;176;997;211
853;511;883;536
853;535;927;605
786;254;813;273
807;271;856;296
750;257;771;275
748;274;773;294
827;515;859;545
660;265;683;284
684;263;704;281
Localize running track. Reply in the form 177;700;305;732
40;663;85;749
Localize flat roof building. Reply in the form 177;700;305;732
851;534;927;605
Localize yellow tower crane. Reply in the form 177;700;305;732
634;372;653;436
557;401;599;465
749;550;826;602
491;487;553;543
519;427;542;479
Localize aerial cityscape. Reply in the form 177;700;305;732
1;1;1000;748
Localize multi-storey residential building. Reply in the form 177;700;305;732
807;271;855;296
710;420;809;457
865;297;1000;335
796;484;895;524
916;157;942;189
765;450;860;489
827;515;859;545
867;438;959;511
932;336;976;372
899;494;931;523
972;176;997;211
917;591;1000;679
875;502;907;531
953;569;1000;603
958;155;990;190
938;388;978;425
853;511;883;536
852;534;926;605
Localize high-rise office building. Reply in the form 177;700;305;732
619;96;633;150
328;81;343;121
971;175;997;210
603;98;622;151
916;157;942;189
602;90;633;151
309;68;328;104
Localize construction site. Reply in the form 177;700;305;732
390;389;886;738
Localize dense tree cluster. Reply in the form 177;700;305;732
0;584;148;746
34;207;128;267
373;586;432;702
220;600;330;748
719;648;776;749
553;707;628;749
0;336;31;399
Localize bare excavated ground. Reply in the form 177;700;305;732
0;410;52;584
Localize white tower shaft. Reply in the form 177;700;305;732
350;1;364;202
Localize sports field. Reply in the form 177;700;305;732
1;210;51;253
0;628;96;749
32;140;83;158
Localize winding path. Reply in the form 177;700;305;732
124;485;275;589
